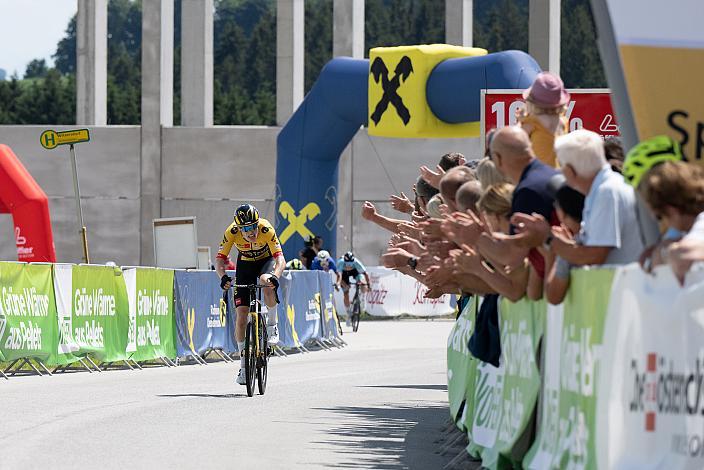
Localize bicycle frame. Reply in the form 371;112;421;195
233;283;268;360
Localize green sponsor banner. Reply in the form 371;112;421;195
58;265;129;363
468;297;546;468
524;268;614;469
125;268;176;362
447;296;478;430
0;262;58;364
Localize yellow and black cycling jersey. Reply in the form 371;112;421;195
217;218;283;262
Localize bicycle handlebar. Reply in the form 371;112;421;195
229;282;280;304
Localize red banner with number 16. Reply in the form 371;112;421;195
481;89;620;150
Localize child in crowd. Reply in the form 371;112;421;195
541;182;585;304
517;72;570;168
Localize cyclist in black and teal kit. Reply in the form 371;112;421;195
336;251;370;324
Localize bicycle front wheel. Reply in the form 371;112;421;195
257;315;268;395
352;302;361;332
244;320;256;397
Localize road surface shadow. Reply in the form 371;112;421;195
312;402;451;469
358;384;448;391
157;393;247;399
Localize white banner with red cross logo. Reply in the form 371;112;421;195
596;264;704;469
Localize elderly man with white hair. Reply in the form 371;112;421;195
513;129;644;266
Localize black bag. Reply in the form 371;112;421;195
468;294;501;367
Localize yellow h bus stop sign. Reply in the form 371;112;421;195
40;129;90;149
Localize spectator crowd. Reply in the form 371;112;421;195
360;72;704;341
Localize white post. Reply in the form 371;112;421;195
529;0;560;74
333;0;365;58
276;0;305;126
76;0;107;125
181;0;214;127
140;0;174;264
445;0;473;47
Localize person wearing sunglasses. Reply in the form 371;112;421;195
216;203;286;386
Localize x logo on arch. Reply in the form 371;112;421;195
370;55;414;126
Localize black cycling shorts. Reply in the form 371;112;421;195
234;256;276;308
341;269;361;290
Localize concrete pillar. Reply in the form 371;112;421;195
333;0;365;58
276;0;304;126
529;0;560;74
140;0;174;265
76;0;107;125
445;0;473;47
180;0;213;127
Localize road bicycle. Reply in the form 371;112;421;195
349;281;367;333
224;281;279;397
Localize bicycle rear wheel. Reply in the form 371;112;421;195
257;315;268;395
244;320;256;397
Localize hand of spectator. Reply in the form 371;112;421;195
419;164;445;189
424;265;453;287
420;218;445;242
389;192;414;214
381;247;413;269
551;224;574;242
399;222;422;240
397;238;425;257
668;239;704;284
411;212;426;223
424;286;446;299
361;201;377;221
511;212;551;248
388;233;403;247
443;211;486;247
450;245;483;275
417;252;439;272
427;240;453;258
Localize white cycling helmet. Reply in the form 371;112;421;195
317;250;330;261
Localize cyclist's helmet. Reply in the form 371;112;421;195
343;251;355;262
317;250;330;261
623;135;684;188
234;204;259;227
286;259;304;270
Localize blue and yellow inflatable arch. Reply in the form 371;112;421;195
275;46;541;259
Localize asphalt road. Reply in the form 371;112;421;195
0;320;456;469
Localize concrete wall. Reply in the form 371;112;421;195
0;125;479;266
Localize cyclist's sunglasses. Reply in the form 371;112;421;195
241;223;258;233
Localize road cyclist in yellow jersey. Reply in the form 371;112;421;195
215;204;286;386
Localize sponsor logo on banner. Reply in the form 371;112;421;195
0;286;51;352
413;281;450;306
365;272;389;306
473;362;505;447
629;352;704;457
15;227;34;260
207;302;226;328
307;295;321;321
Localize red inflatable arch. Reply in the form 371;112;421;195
0;144;56;262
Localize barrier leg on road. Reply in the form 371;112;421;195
272;346;287;357
36;360;53;376
159;357;177;367
53;357;94;374
5;358;44;377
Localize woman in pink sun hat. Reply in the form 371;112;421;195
517;71;571;168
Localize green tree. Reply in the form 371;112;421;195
24;59;49;79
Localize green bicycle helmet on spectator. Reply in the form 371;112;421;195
623;135;684;188
286;259;304;270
